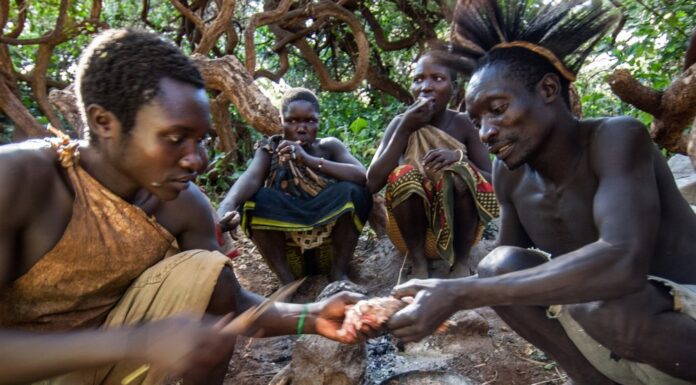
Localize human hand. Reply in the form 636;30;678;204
277;140;309;164
423;148;465;172
218;210;241;239
386;279;461;343
311;291;380;344
129;315;236;380
400;96;435;134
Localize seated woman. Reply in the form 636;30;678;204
366;52;498;279
218;88;372;284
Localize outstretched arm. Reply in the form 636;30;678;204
0;317;238;385
388;118;660;341
217;147;271;231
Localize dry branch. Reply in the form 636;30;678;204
194;0;236;55
360;7;421;51
0;78;47;138
608;64;696;154
192;54;281;136
48;84;85;137
271;1;370;92
243;0;294;73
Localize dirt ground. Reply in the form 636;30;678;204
222;230;569;385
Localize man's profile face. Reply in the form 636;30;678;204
116;77;211;201
465;64;550;170
410;55;455;114
282;100;319;148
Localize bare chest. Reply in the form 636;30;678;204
513;171;599;255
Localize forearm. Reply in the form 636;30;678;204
252;301;320;337
0;329;135;384
235;288;308;337
366;131;410;193
304;156;366;184
218;175;261;215
462;241;647;308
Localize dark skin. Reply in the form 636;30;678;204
217;99;367;284
386;64;696;384
366;54;491;279
0;78;365;385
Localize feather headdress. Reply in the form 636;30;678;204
452;0;618;81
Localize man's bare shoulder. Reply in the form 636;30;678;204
588;116;649;147
0;140;61;193
0;140;63;233
586;116;653;165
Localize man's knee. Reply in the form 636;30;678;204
477;246;547;278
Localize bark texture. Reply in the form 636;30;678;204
608;64;696;155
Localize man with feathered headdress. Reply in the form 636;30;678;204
386;1;696;384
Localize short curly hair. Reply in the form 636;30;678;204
280;87;320;115
75;29;205;140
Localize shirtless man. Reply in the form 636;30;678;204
387;1;696;384
367;52;495;279
0;29;362;385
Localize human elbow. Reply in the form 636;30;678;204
355;173;367;186
365;170;383;194
603;242;651;294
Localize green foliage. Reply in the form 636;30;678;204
197;149;249;204
575;0;695;125
319;90;404;165
3;0;694;176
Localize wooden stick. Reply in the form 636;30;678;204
121;278;305;385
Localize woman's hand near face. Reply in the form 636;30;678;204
277;140;311;164
400;96;435;134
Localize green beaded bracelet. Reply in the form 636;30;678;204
297;303;309;336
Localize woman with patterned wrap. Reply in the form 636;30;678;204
218;88;372;284
367;51;498;279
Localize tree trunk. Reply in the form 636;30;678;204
210;93;237;153
0;77;48;138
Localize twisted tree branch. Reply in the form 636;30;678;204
360;7;421;51
194;0;236;55
243;0;294;73
192;54;281;135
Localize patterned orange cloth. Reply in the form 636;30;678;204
385;125;499;265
